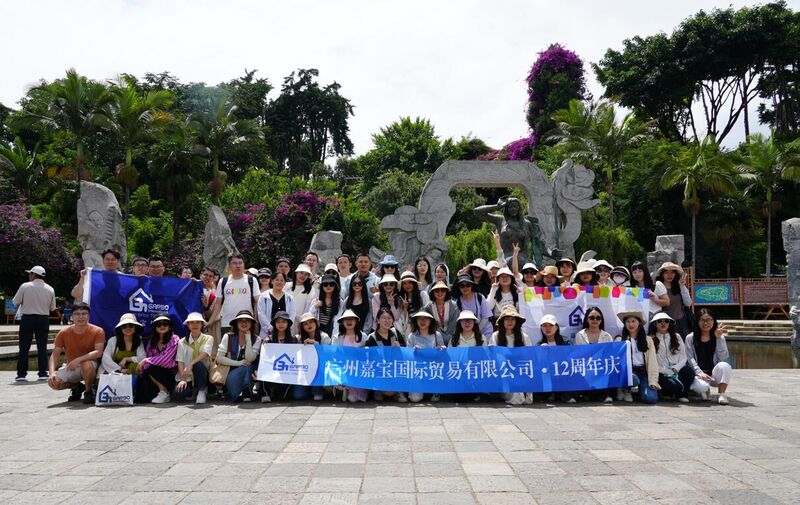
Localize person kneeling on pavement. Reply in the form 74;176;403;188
47;302;105;404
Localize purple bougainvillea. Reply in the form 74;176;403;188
477;135;537;162
526;43;586;138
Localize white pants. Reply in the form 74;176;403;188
690;362;732;394
55;361;98;383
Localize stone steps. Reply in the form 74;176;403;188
718;320;793;342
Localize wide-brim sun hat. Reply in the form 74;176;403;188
294;264;312;275
487;260;501;271
497;305;526;324
182;312;207;325
379;274;399;285
468;258;490;273
555;258;577;270
593;260;613;271
429;280;449;292
496;267;514;279
399;271;420;286
324;263;337;273
115;313;144;329
618;311;644;324
540;314;558;326
410;310;434;320
298;312;317;324
379;255;399;266
340;309;360;321
230;310;257;325
575;262;596;276
271;310;293;327
611;266;631;279
655;262;683;278
537;266;560;278
457;310;479;322
521;262;539;273
649;312;675;325
151;315;173;327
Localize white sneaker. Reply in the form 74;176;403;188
700;388;710;401
718;394;729;405
430;394;440;402
623;392;634;403
14;376;27;382
603;396;613;404
195;389;207;404
313;394;324;401
524;393;534;405
261;394;272;403
151;391;170;404
677;397;690;403
396;394;407;403
566;397;577;404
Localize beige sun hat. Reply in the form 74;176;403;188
468;258;490;273
340;309;360;321
540;314;558;326
379;274;399;285
655;262;683;278
115;313;143;329
457;310;479;322
617;311;644;324
182;312;207;325
298;312;317;324
495;266;514;278
649;312;675;325
497;305;526;324
294;263;312;275
429;280;449;292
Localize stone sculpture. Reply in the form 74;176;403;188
309;231;343;270
474;197;548;267
77;181;127;269
782;218;800;367
373;160;599;268
647;235;686;277
203;205;239;276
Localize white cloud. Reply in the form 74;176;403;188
2;0;793;153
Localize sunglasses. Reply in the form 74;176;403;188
383;282;397;287
656;320;671;324
154;321;171;327
587;316;602;321
322;282;336;287
351;282;363;287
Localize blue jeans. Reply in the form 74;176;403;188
293;385;324;400
173;362;209;401
226;364;255;402
632;369;658;404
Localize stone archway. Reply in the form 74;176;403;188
370;159;598;268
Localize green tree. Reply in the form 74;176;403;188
357;117;443;185
106;78;174;237
547;99;652;229
734;133;800;277
661;135;737;276
0;137;54;201
362;168;429;219
11;68;111;182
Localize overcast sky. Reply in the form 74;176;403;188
2;0;795;154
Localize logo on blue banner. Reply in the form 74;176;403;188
273;353;309;372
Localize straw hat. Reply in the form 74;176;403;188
340;309;360;321
429;280;449;292
271;310;293;328
468;258;490;273
457;310;479;322
182;312;207;325
537;265;560;279
497;305;526;324
540;314;558;326
655;262;682;278
298;312;317;324
649;312;675;325
379;274;399;285
115;313;143;329
617;311;644;324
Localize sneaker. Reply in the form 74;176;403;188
430;394;440;403
718;394;729;405
151;390;170;404
261;394;272;403
603;396;613;404
37;375;48;381
196;389;207;404
67;384;85;402
566;397;577;404
616;389;624;401
700;388;710;401
374;392;384;401
347;392;359;403
623;392;634;403
677;396;690;403
524;393;534;405
396;394;408;403
14;376;27;382
313;394;324;401
83;388;95;404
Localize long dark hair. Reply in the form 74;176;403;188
297;318;323;343
494;271;519;305
472;268;491;296
115;325;142;353
336;317;362;342
414;257;433;285
496;317;524;347
345;275;367;310
648;314;680;353
451;317;483;347
691;307;718;356
410;314;439;335
232;316;259;346
619;316;648;353
539;324;566;346
582;306;605;331
290;270;313;294
149;314;172;348
268;324;296;344
656;268;682;295
378;278;401;310
317;280;341;315
630;261;654;290
401;278;425;314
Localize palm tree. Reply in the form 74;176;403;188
190;94;261;201
547;99;653;229
734;133;800;277
0;137;50;200
106;78;174;237
12;68;111;183
661;136;738;276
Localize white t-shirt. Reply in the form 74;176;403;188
215;275;260;327
651;281;667;315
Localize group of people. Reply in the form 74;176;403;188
12;247;731;407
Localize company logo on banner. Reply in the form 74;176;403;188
97;385;132;404
258;344;319;385
522;285;650;344
128;288;170;313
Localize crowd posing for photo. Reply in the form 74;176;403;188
13;247;731;407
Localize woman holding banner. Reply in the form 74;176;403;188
135;315;179;404
451;275;493;342
538;314;576;404
216;310;260;403
332;310;368;402
650;312;694;403
406;310;447;403
371;275;403;333
365;307;407;402
615;311;659;404
575;307;614;403
424;281;459;345
489;306;532;405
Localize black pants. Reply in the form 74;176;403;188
18;314;49;378
135;365;176;403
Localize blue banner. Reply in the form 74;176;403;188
86;269;203;337
259;342;632;394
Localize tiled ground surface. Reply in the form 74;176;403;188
1;370;799;505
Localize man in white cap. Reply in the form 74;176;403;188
13;266;56;381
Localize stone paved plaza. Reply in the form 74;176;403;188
1;370;800;505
